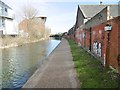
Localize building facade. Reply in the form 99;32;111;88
0;1;17;36
68;4;120;73
18;17;47;37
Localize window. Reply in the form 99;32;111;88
5;8;7;12
2;18;5;27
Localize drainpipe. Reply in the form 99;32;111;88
104;24;112;67
89;27;92;51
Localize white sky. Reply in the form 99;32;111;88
2;0;119;34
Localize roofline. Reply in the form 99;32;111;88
79;4;118;5
79;4;107;18
0;1;12;9
78;5;87;18
85;6;108;25
35;16;47;23
78;4;118;19
36;16;47;19
77;5;85;18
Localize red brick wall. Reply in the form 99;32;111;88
118;17;120;73
85;30;90;50
74;16;120;73
69;34;75;41
78;29;85;47
91;16;120;73
75;30;80;44
108;18;119;71
92;23;105;64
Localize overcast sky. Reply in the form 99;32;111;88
3;0;119;34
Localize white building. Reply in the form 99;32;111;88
0;1;18;36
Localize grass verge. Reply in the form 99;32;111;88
68;39;119;88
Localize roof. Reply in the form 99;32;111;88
0;0;12;10
79;4;118;19
79;5;106;18
108;5;119;18
36;16;47;23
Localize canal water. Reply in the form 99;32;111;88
1;39;60;89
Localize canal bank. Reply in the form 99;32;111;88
23;39;79;88
1;39;61;89
0;37;48;49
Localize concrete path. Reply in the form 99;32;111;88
23;39;79;88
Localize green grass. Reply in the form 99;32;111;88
67;39;119;88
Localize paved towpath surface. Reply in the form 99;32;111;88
23;39;79;88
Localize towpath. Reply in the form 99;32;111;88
23;39;79;88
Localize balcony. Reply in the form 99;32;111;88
0;9;14;19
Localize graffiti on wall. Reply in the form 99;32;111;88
79;32;84;42
93;42;102;57
80;34;82;41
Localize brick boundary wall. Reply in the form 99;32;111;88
73;16;120;73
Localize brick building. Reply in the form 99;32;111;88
68;4;120;73
18;17;47;37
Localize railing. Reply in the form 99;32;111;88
0;10;14;19
0;14;14;19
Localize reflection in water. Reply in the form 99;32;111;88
1;39;60;89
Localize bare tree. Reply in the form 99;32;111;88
20;5;38;38
20;5;48;40
22;5;38;19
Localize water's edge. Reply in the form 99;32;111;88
23;41;61;88
2;39;61;89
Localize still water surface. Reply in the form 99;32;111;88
1;39;60;89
